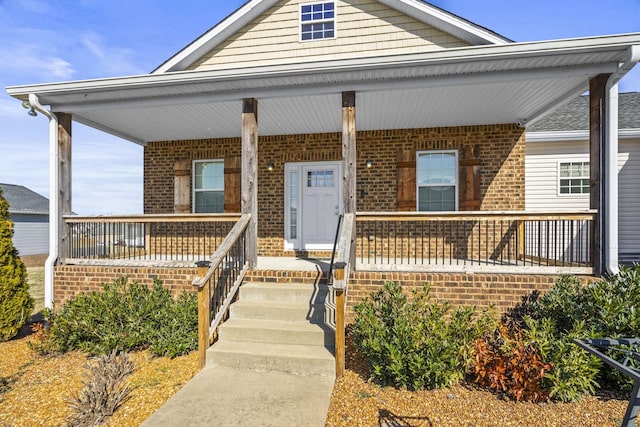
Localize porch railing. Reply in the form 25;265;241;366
193;214;251;368
356;211;595;274
63;214;241;265
332;212;356;379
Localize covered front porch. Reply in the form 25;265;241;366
7;34;640;315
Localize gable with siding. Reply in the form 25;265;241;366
188;0;470;72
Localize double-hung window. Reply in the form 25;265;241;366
558;161;590;195
300;2;335;41
193;160;224;213
417;151;458;211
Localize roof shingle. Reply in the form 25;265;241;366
0;184;49;215
528;92;640;132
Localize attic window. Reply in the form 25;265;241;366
300;2;335;41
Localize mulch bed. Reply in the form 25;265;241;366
324;330;628;427
0;324;629;427
0;324;199;427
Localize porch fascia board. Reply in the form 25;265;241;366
527;128;640;142
8;33;640;105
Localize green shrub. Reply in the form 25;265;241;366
352;281;495;390
523;317;600;402
31;277;197;357
0;188;33;342
503;266;640;394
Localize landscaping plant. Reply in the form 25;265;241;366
352;281;496;390
0;187;33;341
31;277;197;357
66;350;135;426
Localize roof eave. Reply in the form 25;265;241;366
526;128;640;142
8;34;640;103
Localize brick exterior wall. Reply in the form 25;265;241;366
53;265;198;307
244;269;595;323
144;124;525;256
52;265;593;321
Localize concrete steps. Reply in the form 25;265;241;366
207;281;335;377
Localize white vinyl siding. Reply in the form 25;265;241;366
11;214;49;256
525;138;640;261
189;0;469;72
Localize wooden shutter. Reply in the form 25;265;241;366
174;159;190;213
459;145;481;211
396;149;416;211
224;155;241;213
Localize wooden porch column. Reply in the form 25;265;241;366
342;91;356;266
589;74;613;276
242;98;258;269
54;112;72;262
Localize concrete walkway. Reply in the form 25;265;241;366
142;257;335;426
141;366;335;427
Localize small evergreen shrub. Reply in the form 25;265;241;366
0;187;33;341
352;281;495;390
31;277;197;357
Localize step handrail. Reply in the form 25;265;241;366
332;212;355;378
193;214;252;368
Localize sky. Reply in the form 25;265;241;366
1;0;639;215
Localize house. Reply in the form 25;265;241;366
5;0;640;320
526;92;640;265
0;183;49;264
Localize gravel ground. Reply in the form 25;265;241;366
0;325;629;427
0;326;199;427
324;330;628;427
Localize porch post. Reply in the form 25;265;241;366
589;74;614;276
54;112;72;263
242;98;258;269
342;91;356;266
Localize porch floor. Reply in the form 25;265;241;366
256;256;331;272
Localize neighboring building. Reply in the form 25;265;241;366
0;183;49;258
6;0;640;313
526;93;640;264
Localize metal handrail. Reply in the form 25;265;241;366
327;214;344;286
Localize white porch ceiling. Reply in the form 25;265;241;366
7;34;640;145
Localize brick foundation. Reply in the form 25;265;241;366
53;265;198;307
54;265;594;321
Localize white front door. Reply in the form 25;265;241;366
285;162;342;251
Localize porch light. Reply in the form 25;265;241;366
21;100;37;116
267;162;275;171
365;160;373;169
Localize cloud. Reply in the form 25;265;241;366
81;33;147;76
0;42;75;81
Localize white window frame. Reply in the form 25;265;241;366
192;159;224;213
557;160;590;196
416;150;459;212
299;1;337;42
